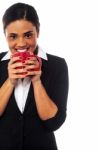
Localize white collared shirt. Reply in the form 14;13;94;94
1;46;48;113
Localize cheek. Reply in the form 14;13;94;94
7;41;15;48
6;38;12;45
29;37;37;46
6;40;16;51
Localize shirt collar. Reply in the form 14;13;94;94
1;45;48;61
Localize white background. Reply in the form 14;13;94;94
0;0;99;150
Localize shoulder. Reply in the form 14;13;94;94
47;53;64;62
0;52;8;61
46;53;68;71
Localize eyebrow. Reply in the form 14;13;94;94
8;30;34;35
24;31;34;35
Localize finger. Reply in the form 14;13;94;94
9;56;21;65
8;62;25;69
27;70;42;76
25;59;37;65
25;63;40;71
25;59;40;68
25;64;35;70
11;68;27;74
28;56;37;61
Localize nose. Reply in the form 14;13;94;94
16;37;27;48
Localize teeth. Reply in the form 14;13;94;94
17;49;27;52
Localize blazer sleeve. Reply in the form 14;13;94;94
41;58;69;131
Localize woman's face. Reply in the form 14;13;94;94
5;19;39;54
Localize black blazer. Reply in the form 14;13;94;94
0;52;69;150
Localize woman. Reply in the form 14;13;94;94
0;2;69;150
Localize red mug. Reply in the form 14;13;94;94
12;51;42;75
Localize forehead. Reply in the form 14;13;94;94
5;19;36;34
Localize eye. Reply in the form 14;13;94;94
25;33;33;39
8;34;17;40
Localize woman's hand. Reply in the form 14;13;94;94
8;56;27;86
24;56;42;84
